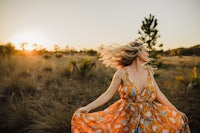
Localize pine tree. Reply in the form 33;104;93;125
137;14;163;58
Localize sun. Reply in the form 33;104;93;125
10;30;51;51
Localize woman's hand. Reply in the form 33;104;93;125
75;106;90;114
178;110;188;123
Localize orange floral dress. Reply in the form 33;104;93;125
71;69;190;133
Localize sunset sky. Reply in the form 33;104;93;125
0;0;199;50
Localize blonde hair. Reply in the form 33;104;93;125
99;42;144;69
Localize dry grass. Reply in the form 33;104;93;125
155;56;200;132
0;55;199;133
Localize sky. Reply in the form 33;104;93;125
0;0;199;50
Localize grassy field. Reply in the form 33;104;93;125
0;54;199;133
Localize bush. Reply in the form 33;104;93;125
79;58;96;77
0;43;15;57
55;53;63;58
85;49;98;56
43;54;52;59
68;58;96;78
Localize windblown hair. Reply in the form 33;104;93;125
99;42;144;69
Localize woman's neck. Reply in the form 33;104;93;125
129;57;145;72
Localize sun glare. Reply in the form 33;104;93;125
10;30;51;51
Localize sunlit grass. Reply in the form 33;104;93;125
0;55;199;133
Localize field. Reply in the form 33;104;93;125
0;54;199;133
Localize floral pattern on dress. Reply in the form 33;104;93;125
71;69;190;133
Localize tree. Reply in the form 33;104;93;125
64;45;71;53
5;42;15;55
0;42;15;57
137;14;163;58
20;42;28;51
54;44;60;52
32;43;39;51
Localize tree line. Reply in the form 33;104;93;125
164;44;200;56
0;42;99;57
0;42;199;57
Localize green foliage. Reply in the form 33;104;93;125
79;58;96;77
137;14;161;51
137;14;164;68
69;58;96;78
137;14;163;59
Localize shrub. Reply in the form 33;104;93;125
85;49;98;56
0;43;15;57
43;54;52;59
55;53;63;58
79;58;96;77
68;58;96;78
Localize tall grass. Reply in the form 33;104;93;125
0;54;115;133
0;55;200;133
157;56;200;132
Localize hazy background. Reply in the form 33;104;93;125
0;0;200;50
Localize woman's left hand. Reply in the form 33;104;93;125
178;111;188;123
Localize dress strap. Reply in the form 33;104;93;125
123;68;128;83
147;69;151;84
147;68;154;85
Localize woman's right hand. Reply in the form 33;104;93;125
178;110;189;123
75;106;90;114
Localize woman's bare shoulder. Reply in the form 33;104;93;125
114;68;126;79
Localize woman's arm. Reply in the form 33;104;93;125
75;69;123;113
150;70;188;123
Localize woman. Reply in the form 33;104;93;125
71;42;190;133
